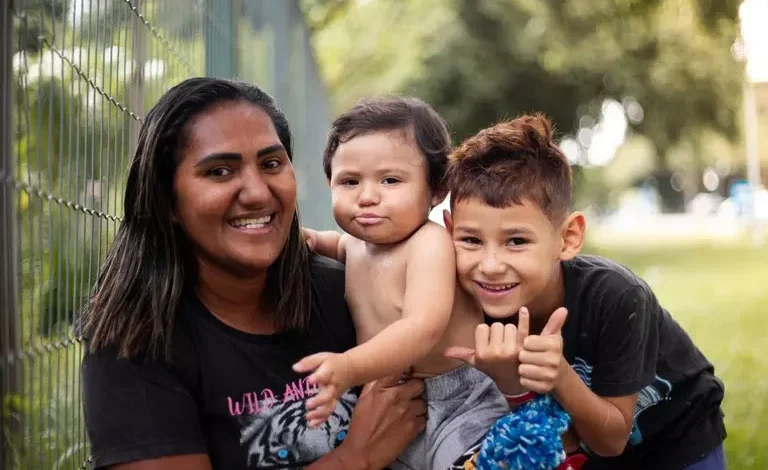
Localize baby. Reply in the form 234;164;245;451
294;97;512;470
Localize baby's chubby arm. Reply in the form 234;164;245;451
340;223;456;383
294;223;455;426
302;228;348;263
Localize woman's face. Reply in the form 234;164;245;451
173;101;297;276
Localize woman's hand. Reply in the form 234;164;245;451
334;372;427;470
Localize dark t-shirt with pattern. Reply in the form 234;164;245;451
83;255;359;469
561;255;725;470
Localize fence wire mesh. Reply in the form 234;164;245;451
1;1;333;468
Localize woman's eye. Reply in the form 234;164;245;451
382;177;400;185
341;179;358;186
262;158;282;171
206;167;233;178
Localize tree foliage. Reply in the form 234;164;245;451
305;0;746;211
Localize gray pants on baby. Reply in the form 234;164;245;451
388;364;510;470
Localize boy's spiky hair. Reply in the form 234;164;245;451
445;113;572;223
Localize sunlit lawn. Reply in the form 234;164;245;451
587;240;768;470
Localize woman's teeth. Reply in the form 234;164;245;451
230;215;272;229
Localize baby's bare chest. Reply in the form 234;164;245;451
343;246;408;339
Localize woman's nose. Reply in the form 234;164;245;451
238;168;272;206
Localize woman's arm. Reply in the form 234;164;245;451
112;454;212;470
82;345;209;469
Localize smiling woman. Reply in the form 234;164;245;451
80;78;426;470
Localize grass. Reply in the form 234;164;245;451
587;240;768;469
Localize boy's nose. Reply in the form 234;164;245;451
478;251;506;276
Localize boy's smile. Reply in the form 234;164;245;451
447;197;567;320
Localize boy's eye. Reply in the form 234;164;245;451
206;167;233;178
341;179;358;186
261;158;282;171
382;177;400;185
507;237;528;246
459;236;482;245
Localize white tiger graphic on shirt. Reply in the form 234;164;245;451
238;389;359;468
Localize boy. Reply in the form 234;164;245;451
442;114;727;470
294;97;518;469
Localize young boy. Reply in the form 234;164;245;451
441;114;727;470
294;96;518;470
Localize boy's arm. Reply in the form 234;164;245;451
550;285;657;456
552;368;638;456
341;225;456;385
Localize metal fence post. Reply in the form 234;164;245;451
205;0;236;78
1;0;21;466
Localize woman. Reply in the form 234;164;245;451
81;77;426;470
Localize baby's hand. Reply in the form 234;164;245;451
518;307;568;394
301;227;319;251
444;307;531;395
293;352;353;427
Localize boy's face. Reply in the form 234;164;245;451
328;130;440;244
448;197;571;319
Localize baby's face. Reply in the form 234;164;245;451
449;198;563;319
328;130;436;244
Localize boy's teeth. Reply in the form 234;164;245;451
482;283;514;291
231;215;272;228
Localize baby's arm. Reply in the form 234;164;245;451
341;224;456;383
303;228;348;263
295;224;455;425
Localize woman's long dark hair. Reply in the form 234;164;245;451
83;77;311;360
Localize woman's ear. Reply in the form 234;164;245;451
559;211;586;261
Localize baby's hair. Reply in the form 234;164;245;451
322;96;451;192
444;113;572;223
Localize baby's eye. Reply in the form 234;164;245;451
382;177;400;185
508;237;528;246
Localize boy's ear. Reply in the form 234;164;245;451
559;211;586;261
443;209;454;234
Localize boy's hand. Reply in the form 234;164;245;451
301;227;318;251
293;352;354;427
518;307;568;394
444;307;530;395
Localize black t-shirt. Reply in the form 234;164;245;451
559;255;726;470
82;255;359;470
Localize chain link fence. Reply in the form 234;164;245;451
1;1;333;468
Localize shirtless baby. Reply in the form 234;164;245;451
294;97;513;470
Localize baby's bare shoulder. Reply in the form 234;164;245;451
406;221;453;248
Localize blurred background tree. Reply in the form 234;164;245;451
303;0;749;214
